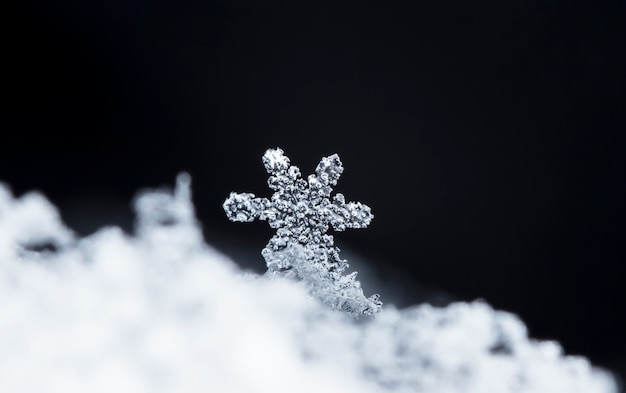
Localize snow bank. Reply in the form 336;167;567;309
0;176;619;393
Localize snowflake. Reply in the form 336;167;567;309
224;148;382;318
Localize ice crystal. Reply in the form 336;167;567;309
224;148;382;318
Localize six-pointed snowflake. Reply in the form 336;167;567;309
224;148;382;318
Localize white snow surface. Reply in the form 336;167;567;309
0;176;619;393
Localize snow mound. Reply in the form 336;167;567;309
0;176;619;393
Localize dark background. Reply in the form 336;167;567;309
2;0;625;383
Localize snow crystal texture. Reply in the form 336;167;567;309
0;176;620;393
224;147;381;317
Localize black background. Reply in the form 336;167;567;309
3;0;625;383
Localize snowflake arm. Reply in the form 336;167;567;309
329;193;373;231
223;192;270;223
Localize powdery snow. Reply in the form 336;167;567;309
0;176;619;393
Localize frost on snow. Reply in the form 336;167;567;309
0;176;621;393
223;147;382;318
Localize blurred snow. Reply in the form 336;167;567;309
0;177;619;393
